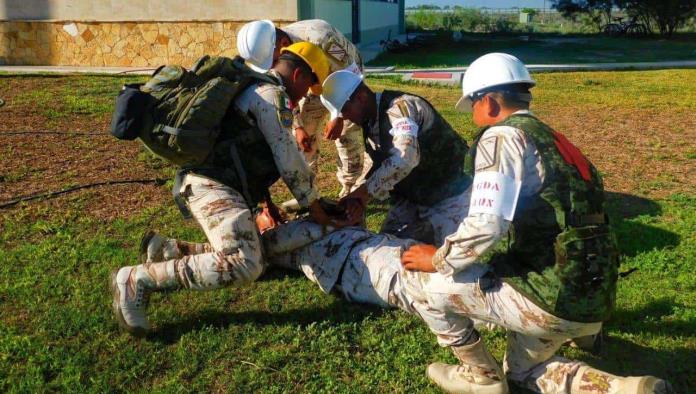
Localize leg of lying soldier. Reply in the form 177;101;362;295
334;119;365;198
111;174;264;336
263;220;507;393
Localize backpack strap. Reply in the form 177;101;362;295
160;125;215;138
228;142;254;207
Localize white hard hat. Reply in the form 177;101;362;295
456;53;536;112
236;20;276;72
320;70;364;120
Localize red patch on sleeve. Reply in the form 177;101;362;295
552;131;592;182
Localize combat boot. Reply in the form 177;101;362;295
571;365;674;394
110;261;180;337
427;337;509;394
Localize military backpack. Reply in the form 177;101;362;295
110;55;276;168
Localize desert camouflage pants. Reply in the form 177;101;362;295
330;233;603;394
153;174;264;290
380;189;471;246
295;94;365;196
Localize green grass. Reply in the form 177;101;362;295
368;33;696;68
1;71;695;392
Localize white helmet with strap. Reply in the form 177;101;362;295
456;52;536;112
236;20;276;72
320;70;364;120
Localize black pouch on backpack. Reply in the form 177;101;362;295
110;83;153;140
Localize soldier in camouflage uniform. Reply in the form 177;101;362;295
399;53;672;393
110;43;347;337
259;217;670;394
238;19;366;197
321;70;471;245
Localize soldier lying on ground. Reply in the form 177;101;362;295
258;217;673;394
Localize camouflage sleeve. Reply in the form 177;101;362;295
284;20;362;74
250;85;320;208
432;125;541;277
365;98;423;201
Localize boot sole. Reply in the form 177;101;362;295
110;269;148;338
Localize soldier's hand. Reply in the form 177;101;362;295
401;244;438;273
340;185;369;212
341;198;366;226
324;117;344;140
256;208;278;234
308;200;345;228
295;127;314;152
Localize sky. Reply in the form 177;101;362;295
405;0;549;9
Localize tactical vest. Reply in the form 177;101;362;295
368;90;471;206
465;114;619;323
191;83;282;207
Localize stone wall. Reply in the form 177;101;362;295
0;21;272;67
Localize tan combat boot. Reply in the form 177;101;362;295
571;365;674;394
110;261;180;337
427;337;509;394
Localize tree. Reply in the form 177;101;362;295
620;0;696;37
553;0;616;30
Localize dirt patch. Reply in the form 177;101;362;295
1;74;693;225
0;132;170;221
536;106;696;199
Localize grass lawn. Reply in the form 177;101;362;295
368;33;696;68
1;70;695;392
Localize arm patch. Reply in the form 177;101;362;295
469;171;521;221
276;91;293;128
475;136;500;171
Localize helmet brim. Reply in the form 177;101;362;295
455;95;473;112
248;52;274;73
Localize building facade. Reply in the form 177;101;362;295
0;0;404;66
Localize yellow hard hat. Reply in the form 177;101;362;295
280;41;330;94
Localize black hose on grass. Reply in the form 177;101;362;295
0;178;168;209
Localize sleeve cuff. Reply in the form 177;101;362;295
296;188;320;209
432;245;455;277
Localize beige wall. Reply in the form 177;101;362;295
0;21;253;66
0;0;297;21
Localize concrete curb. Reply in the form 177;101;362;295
2;60;695;86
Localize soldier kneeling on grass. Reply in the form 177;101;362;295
110;42;351;337
319;70;472;246
398;53;674;394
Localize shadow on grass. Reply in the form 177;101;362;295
149;268;386;345
608;297;694;338
605;192;680;257
581;299;696;392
